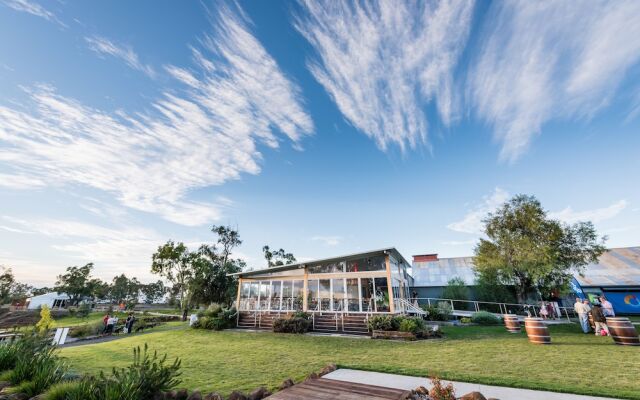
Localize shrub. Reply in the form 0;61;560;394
460;317;472;324
76;303;92;318
192;307;236;331
204;304;222;318
422;302;452;321
429;377;455;400
42;380;88;400
367;315;401;331
69;321;103;338
272;316;311;334
398;317;426;334
36;305;54;334
471;311;502;325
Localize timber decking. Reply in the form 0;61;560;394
266;378;411;400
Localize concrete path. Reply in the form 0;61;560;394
323;369;619;400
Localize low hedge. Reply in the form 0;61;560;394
272;312;311;334
192;305;236;331
470;311;502;325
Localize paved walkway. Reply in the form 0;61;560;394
323;369;620;400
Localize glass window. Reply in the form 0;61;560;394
346;256;386;272
259;281;270;310
374;277;390;312
240;282;250;298
270;281;282;310
293;280;304;311
282;281;293;311
346;278;360;312
308;261;345;274
360;278;374;312
307;280;318;311
332;278;345;312
319;279;331;311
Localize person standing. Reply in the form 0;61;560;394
125;313;135;333
102;314;110;335
600;296;615;317
591;301;610;336
574;298;590;333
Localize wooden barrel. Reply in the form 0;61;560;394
524;317;551;344
607;317;640;346
503;314;521;333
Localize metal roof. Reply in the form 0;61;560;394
575;247;640;287
411;247;640;288
231;247;411;278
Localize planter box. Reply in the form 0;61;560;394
372;330;416;340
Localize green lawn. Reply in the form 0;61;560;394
59;324;640;399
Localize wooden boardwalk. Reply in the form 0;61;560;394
266;378;411;400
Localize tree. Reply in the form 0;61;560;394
442;277;469;301
262;245;296;268
141;280;166;304
109;274;141;305
190;246;243;307
31;287;53;296
0;267;16;304
474;194;606;303
211;225;242;269
35;305;54;334
151;241;194;320
54;263;101;305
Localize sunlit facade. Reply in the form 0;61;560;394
233;248;413;314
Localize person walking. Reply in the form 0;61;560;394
591;301;610;336
600;296;615;317
574;297;590;333
125;313;136;333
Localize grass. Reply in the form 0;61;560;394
59;323;640;399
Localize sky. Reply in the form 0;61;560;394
0;0;639;287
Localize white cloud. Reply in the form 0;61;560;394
295;0;474;152
0;173;46;189
447;188;509;234
470;1;640;161
0;4;313;227
0;216;162;281
85;36;156;78
549;200;628;224
1;0;65;27
311;235;342;246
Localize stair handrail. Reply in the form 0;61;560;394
397;298;427;315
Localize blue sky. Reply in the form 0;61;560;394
1;0;639;286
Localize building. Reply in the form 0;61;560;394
231;248;415;333
411;247;640;315
26;292;70;310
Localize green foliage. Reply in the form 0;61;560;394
422;302;452;321
262;245;296;268
398;317;426;334
109;274;141;305
151;241;194;318
192;306;236;331
272;315;311;334
474;269;516;304
367;315;401;331
460;317;472;324
54;263;105;305
42;380;86;400
442;277;469;301
36;304;54;333
141;280;165;304
68;321;104;338
474;194;606;302
471;311;502;325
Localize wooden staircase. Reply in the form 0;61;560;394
236;311;370;335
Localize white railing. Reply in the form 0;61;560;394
415;297;576;321
396;298;427;316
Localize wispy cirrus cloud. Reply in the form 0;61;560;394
0;4;313;227
549;200;628;224
447;187;509;234
470;0;640;161
311;235;342;246
295;0;474;152
85;36;156;78
1;0;65;27
0;173;46;189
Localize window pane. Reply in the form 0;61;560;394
346;279;360;312
346;256;386;272
360;278;374;312
333;278;345;312
374;277;390;312
307;280;318;311
319;279;331;311
308;261;345;274
282;281;293;311
270;281;281;310
293;280;304;311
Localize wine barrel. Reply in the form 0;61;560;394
503;314;521;333
607;317;640;346
524;317;551;344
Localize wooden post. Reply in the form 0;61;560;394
236;278;242;310
386;255;395;313
303;265;308;312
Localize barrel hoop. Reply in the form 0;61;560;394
611;335;640;340
527;334;550;338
